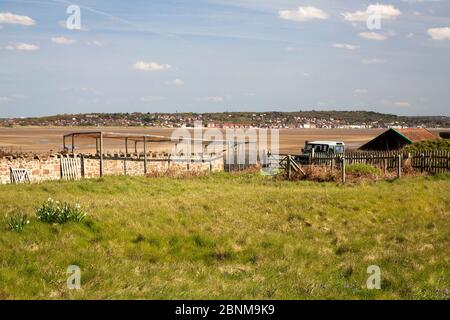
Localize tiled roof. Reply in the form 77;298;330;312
396;128;437;142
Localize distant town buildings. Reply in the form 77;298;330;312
0;111;448;129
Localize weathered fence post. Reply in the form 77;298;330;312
99;132;104;177
420;153;425;173
341;156;346;184
447;151;450;173
287;156;292;179
143;136;148;174
397;154;402;179
80;154;85;178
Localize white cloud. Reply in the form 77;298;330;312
201;96;224;102
333;43;360;50
58;20;88;32
165;79;184;86
362;58;385;64
359;32;387;41
87;40;103;46
0;12;35;26
6;43;40;51
11;93;25;99
342;4;401;22
394;101;411;107
354;89;368;95
428;27;450;41
401;0;436;3
80;87;103;95
0;94;25;103
140;96;164;102
51;37;76;45
279;6;328;22
133;61;171;71
0;96;11;103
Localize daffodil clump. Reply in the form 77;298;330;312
7;213;30;232
36;198;87;224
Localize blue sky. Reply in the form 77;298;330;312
0;0;449;117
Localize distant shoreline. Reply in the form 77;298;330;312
0;126;449;130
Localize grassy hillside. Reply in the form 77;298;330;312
0;173;449;299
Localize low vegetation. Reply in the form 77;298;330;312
35;199;87;224
0;173;449;299
7;213;29;232
346;164;381;177
403;139;450;153
299;164;398;182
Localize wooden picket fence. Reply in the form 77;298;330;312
275;150;449;183
309;150;450;174
409;151;450;174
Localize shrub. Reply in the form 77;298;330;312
7;213;29;232
403;139;450;153
346;164;381;177
36;198;87;224
302;166;339;182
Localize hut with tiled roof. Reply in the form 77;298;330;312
359;128;438;151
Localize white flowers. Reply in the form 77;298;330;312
36;199;87;223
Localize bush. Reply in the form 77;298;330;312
346;164;381;177
7;213;29;232
302;166;339;182
36;198;87;224
403;139;450;153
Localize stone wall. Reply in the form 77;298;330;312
0;156;61;184
0;153;224;184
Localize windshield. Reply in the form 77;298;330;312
305;144;329;153
335;145;344;153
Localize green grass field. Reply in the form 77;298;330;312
1;173;449;299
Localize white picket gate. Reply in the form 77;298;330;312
10;168;31;184
61;157;82;180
